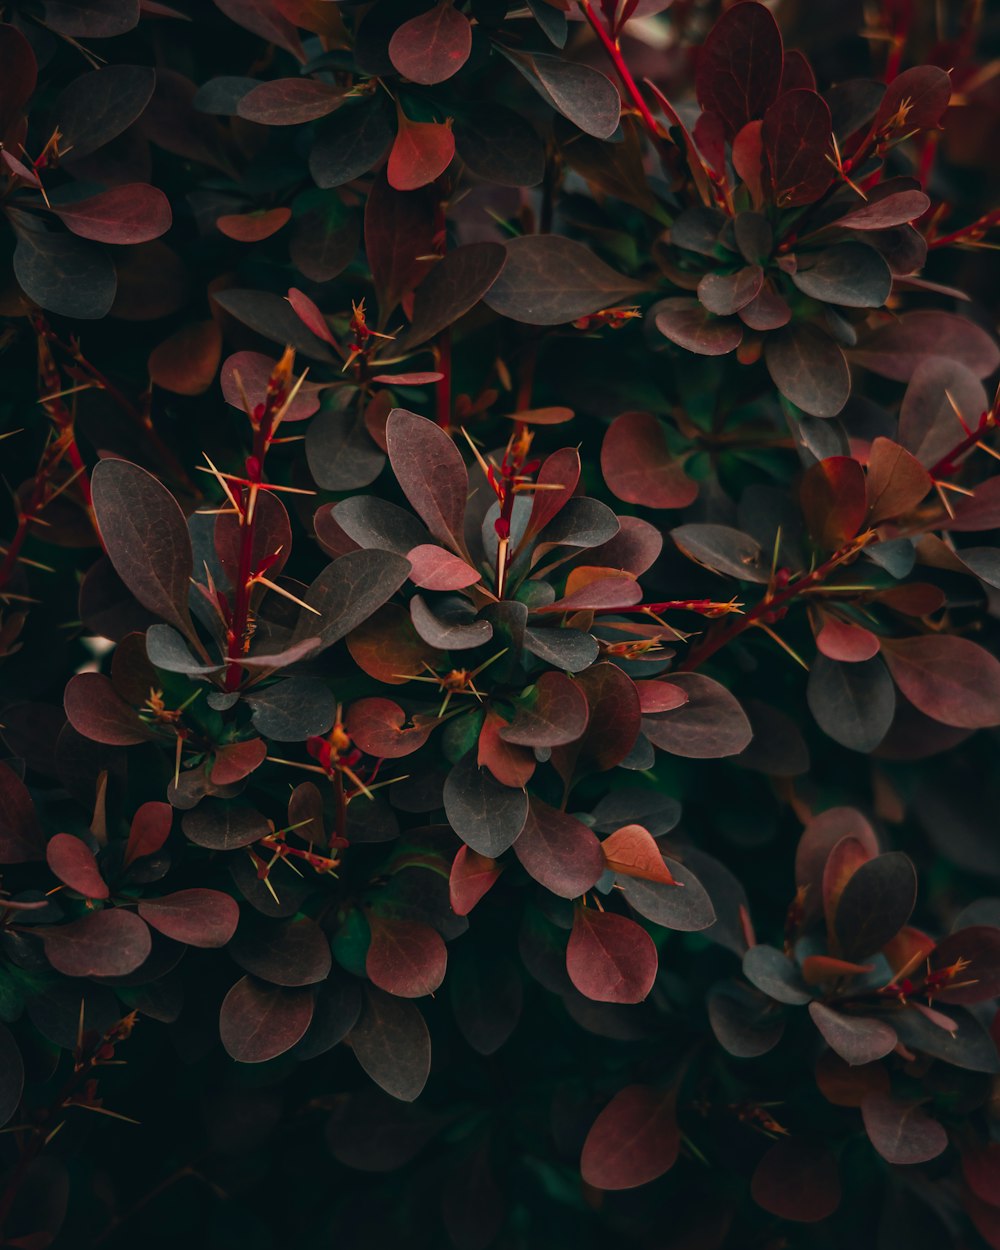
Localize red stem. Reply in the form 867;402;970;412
578;1;663;146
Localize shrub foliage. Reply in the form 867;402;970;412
2;1;1000;1246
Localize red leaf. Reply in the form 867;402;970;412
210;738;268;785
220;976;314;1063
695;1;783;139
46;833;108;899
808;1002;897;1065
388;2;473;86
601;411;698;509
216;207;292;241
861;1093;948;1165
580;1085;679;1190
865;437;931;523
800;456;867;550
815;614;880;663
406;544;481;590
53;184;172;244
350;985;430;1101
366;915;447;998
732;120;765;206
149;320;222;396
0;762;45;865
525;446;580;539
385;408;469;555
42;909;151;978
449;845;502;916
635;680;688;713
139;889;240;947
642;673;752;759
514;798;605;899
751;1138;841;1222
344;698;435;758
962;1141;1000;1208
347;602;443;687
762;89;834;207
286;286;337;345
124;801;173;867
551;663;641;780
236;78;343;124
64;672;152;746
566;907;657;1004
881;635;1000;729
387;114;455;192
477;710;535;788
602;825;677;885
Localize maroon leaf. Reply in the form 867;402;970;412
601;411;698;509
551;662;641;785
513;798;604;899
860;1093;948;1165
642;673;752;759
52;184;172;245
222;350;322;422
216;208;292;242
42;909;152;978
386;409;469;554
483;234;643;326
149;320;222;396
850;310;1000;382
0;762;45;864
762;89;834;207
800;456;867;549
345;698;435;759
46;833;108;899
865;437;931;521
499;672;589;748
751;1138;841;1222
366;915;447;998
808;1002;897;1065
388;2;472;85
0;24;37;135
830;190;931;231
962;1142;1000;1207
123;802;173;868
443;752;528;858
350;986;431;1102
387;114;455;192
695;1;783;139
698;265;764;315
219;976;314;1063
566;907;657;1004
182;802;270;852
210;738;268;786
873;65;952;134
881;635;1000;729
400;242;507;350
406;544;481;590
364;173;437;322
478;710;535;788
64;673;152;746
580;1085;679;1190
90;458;196;642
449;846;502;916
653;298;743;356
139;889;240;948
815;615;880;663
236;78;343;124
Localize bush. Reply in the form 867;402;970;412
2;1;1000;1246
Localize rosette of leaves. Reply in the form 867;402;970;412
650;1;951;418
720;806;1000;1172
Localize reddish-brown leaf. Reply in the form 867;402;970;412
477;710;535;789
64;672;152;746
449;845;503;916
602;824;677;885
46;833;108;899
42;908;152;978
406;544;481;590
139;889;240;948
881;635;1000;729
566;907;657;1004
580;1085;679;1190
800;456;867;550
148;320;222;395
344;698;436;759
601;411;698;509
387;114;455;192
695;1;783;139
762;89;834;207
514;798;604;899
861;1093;948;1165
216;207;292;241
53;184;172;244
751;1138;841;1222
366;915;447;998
124;801;173;867
865;437;931;522
220;976;314;1063
388;2;472;85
